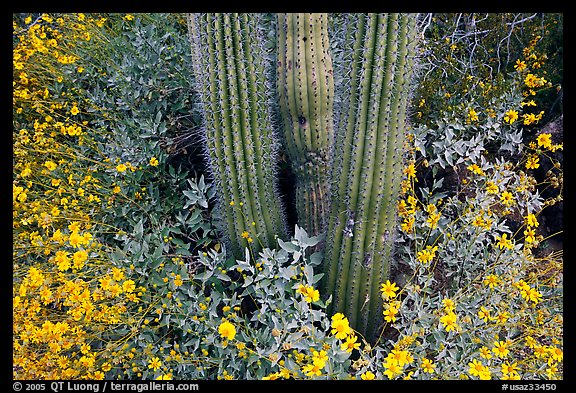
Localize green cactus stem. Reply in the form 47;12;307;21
187;13;286;258
323;13;419;342
276;13;335;238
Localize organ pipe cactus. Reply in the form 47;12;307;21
186;13;286;257
322;13;419;341
186;12;420;342
276;13;334;237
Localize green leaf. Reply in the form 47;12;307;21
152;243;163;259
134;219;144;240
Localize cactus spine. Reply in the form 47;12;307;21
276;13;334;237
323;13;419;341
187;13;286;257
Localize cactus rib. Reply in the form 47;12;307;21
187;13;286;257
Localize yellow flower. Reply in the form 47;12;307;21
524;73;547;88
525;155;540;170
500;190;514;206
479;346;492;359
504;109;519;124
525;336;537;349
28;267;45;288
149;157;159;166
116;163;127;173
545;364;558;379
403;163;416;179
42;161;57;172
70;105;79;115
68;231;83;248
492;340;510;358
440;311;458;332
524;227;536;244
548;346;563;362
525;287;542;305
262;372;281;380
421;358;436;374
486;181;499;194
360;371;375;380
467;163;484;176
397;200;409;216
514;59;527;71
483;274;500;289
302;362;322;377
533;344;548;359
122;280;136;293
40;286;53;305
341;334;361;352
479;368;492;380
54;251;71;271
112;268;125;281
401;216;415;233
501;361;519;376
477;306;491;323
20;166;32;177
148;357;162;371
442;298;456;312
68;222;83;235
386;349;413;367
468;359;487;378
467;108;479;122
383;360;402;379
380;280;399;300
218;319;236;340
426;211;441;229
417;245;439;264
297;284;320;303
311;349;328;368
525;213;539;228
72;250;88;270
92;371;105;380
79;355;95;369
383;305;399;323
495;233;514;250
306;287;320;303
241;231;250;239
536;133;552;149
331;313;351;339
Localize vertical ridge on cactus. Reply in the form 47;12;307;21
187;13;286;257
323;13;420;342
276;13;334;237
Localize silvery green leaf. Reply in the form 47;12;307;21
293;250;302;263
445;150;454;166
278;238;299;253
313;273;324;285
309;251;323;266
